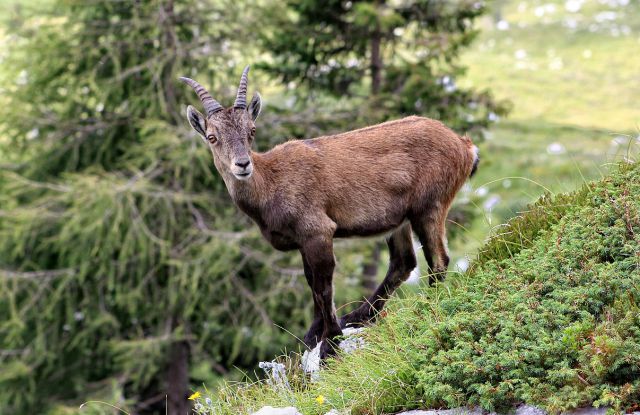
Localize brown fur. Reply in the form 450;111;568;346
224;116;476;246
183;78;478;359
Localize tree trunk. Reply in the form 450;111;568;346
370;22;382;95
166;340;190;415
362;241;383;294
160;0;182;125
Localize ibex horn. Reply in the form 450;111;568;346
179;77;223;117
233;65;250;109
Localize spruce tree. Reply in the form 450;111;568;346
261;0;509;133
0;1;317;413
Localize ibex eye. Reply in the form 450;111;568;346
207;135;217;144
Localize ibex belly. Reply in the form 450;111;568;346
261;228;299;251
331;198;409;238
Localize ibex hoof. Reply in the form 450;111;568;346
428;271;447;285
319;339;338;360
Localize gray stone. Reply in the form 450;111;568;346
250;406;302;415
397;408;483;415
565;408;607;415
395;405;640;415
515;405;546;415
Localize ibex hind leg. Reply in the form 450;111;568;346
340;222;416;329
411;207;450;285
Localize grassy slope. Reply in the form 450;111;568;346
449;0;640;268
200;161;640;415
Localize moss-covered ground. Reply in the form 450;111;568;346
197;161;640;414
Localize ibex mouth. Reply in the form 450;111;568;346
234;171;253;180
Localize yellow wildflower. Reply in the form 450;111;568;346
315;395;325;405
188;391;201;400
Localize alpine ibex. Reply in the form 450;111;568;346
180;66;479;358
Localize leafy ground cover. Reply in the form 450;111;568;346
197;161;640;414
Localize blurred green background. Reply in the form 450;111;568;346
0;0;637;414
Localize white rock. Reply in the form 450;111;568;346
338;328;366;353
301;342;322;380
251;406;301;415
301;327;366;379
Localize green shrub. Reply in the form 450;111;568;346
199;161;640;414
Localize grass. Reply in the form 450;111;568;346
197;160;640;415
448;0;640;268
462;0;640;129
450;120;639;266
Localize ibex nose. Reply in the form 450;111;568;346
235;159;251;169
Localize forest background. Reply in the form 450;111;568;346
0;0;638;413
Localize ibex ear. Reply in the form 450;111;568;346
186;105;207;139
248;92;262;121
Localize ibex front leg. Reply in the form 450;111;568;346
301;254;324;349
301;236;342;359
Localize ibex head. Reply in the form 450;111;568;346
180;66;262;180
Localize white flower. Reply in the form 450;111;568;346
548;57;563;70
475;186;488;196
16;70;28;85
26;128;39;140
483;194;501;211
565;0;583;13
547;142;566;155
496;20;509;31
595;11;617;23
515;49;527;60
456;258;470;272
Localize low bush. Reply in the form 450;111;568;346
199;161;640;414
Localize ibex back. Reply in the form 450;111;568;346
181;66;479;358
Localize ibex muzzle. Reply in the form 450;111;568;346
180;65;479;359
